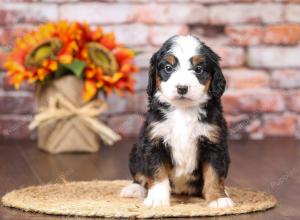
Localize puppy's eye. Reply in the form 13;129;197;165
195;65;203;74
165;64;173;73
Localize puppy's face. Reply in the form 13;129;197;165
148;35;225;108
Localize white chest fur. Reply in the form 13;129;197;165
150;107;216;177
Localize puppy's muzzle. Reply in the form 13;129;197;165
176;85;188;95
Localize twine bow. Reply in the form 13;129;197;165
29;95;121;145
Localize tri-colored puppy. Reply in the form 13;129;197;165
120;35;234;208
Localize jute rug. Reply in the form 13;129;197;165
1;180;276;218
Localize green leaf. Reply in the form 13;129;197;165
62;59;86;77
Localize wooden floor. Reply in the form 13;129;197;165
0;138;299;220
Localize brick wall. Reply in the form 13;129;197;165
0;0;300;140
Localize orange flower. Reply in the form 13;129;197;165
114;48;135;63
100;32;116;50
4;21;138;102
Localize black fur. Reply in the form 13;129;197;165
129;35;230;197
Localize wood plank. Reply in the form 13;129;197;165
0;140;42;220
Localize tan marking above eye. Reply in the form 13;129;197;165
164;55;176;65
191;55;205;66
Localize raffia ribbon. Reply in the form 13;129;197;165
29;94;121;146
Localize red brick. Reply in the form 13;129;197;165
60;3;137;24
106;92;147;115
209;4;283;25
0;115;32;139
0;3;58;24
200;36;230;47
0;72;4;89
156;0;192;2
286;90;300;113
222;92;241;114
0;25;34;47
214;47;245;67
116;0;148;2
285;4;300;22
42;0;81;2
224;69;269;89
134;46;156;69
271;69;300;89
0;50;9;69
149;25;189;46
225;114;248;129
222;89;285;114
0;91;35;114
61;3;208;25
104;24;149;46
2;75;35;91
136;4;208;24
193;0;230;2
262;113;297;137
226;114;248;138
226;24;300;46
225;25;263;46
263;24;300;45
248;46;300;68
190;25;230;46
282;0;300;2
297;117;300;139
245;119;264;140
134;70;148;91
107;114;144;137
226;114;263;139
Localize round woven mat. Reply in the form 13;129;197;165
1;180;276;218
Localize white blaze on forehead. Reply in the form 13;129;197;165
158;35;208;107
169;35;201;67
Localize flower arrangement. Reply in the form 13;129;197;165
4;21;138;101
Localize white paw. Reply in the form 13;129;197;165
143;194;170;207
120;183;146;198
208;197;235;208
143;179;170;207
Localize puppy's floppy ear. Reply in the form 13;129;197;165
210;64;226;99
147;51;159;98
202;44;226;99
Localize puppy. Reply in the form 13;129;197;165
120;35;234;208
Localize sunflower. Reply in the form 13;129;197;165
5;21;138;101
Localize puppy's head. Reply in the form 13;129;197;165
147;35;226;108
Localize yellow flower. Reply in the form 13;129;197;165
83;80;97;102
43;60;58;71
59;54;73;64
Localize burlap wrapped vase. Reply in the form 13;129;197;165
29;76;121;154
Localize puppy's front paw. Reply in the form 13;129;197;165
120;183;146;198
143;179;170;207
208;197;234;208
143;194;170;207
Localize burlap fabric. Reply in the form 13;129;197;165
2;180;277;218
30;76;120;154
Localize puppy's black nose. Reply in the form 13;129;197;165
176;85;188;95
